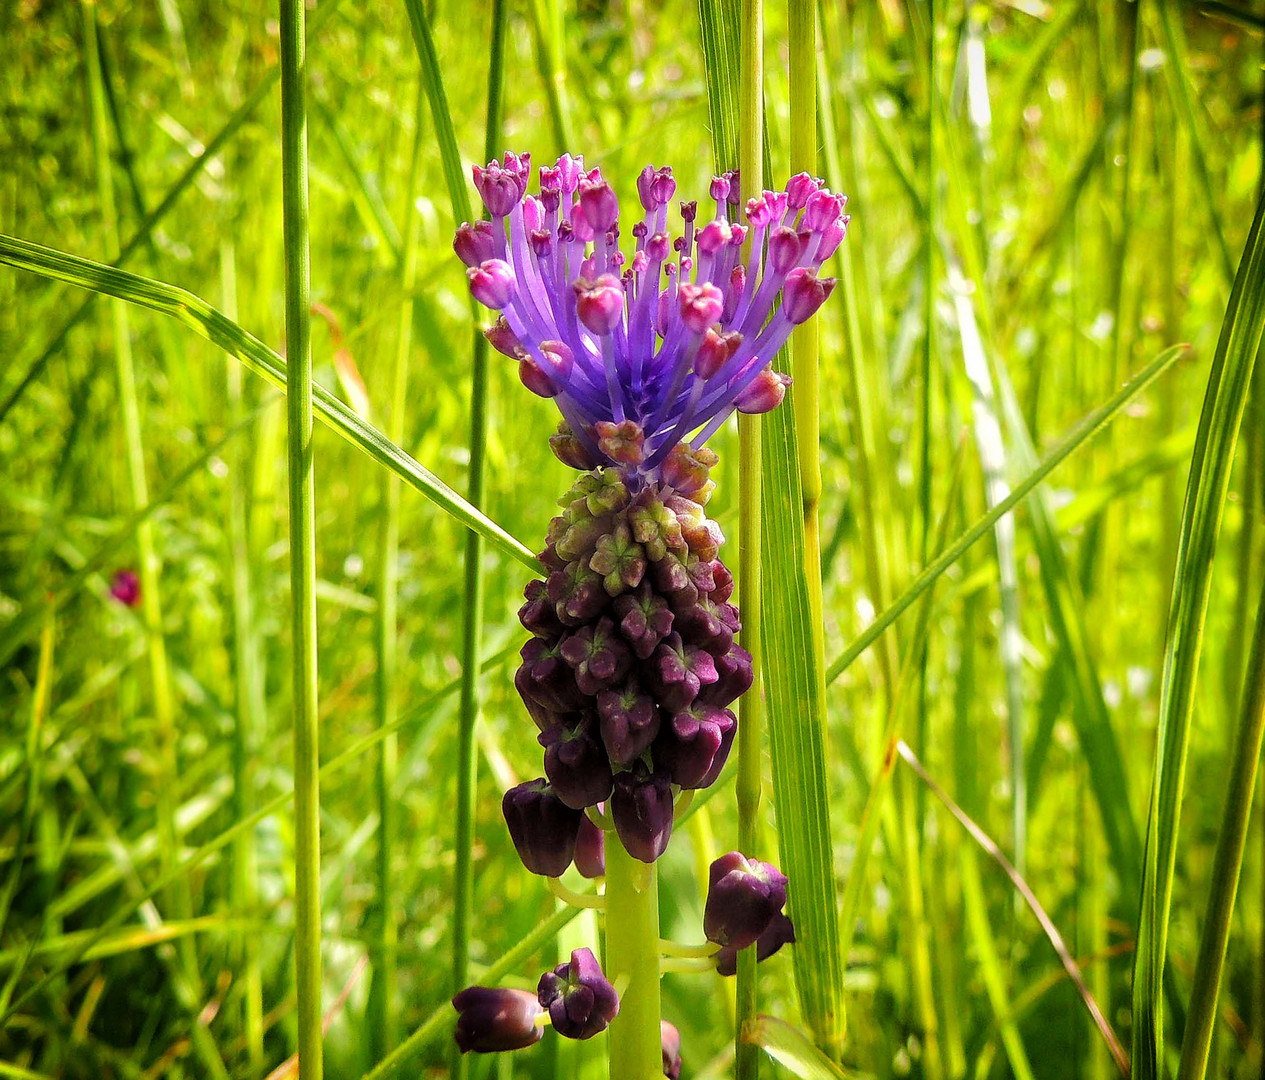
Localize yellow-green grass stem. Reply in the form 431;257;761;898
278;0;322;1072
221;241;266;1071
367;77;424;1066
1177;572;1265;1079
604;839;663;1080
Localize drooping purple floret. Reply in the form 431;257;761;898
454;153;847;479
540;716;615;809
536;947;620;1041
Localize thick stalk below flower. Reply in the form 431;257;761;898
605;837;663;1080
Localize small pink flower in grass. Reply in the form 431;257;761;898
109;569;141;608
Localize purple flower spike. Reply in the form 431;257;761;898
704;852;789;949
454;153;847;479
502;780;583;877
661;1021;683;1079
597;680;661;765
110;569;141;608
656;703;734;789
715;911;796;976
540;718;614;809
536;947;620;1040
574;813;606;878
452;987;543;1053
648;632;718;712
611;768;674;863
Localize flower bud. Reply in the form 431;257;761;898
454;221;496;267
560;617;633;695
597;680;661;765
699;642;753;708
715;911;796;976
574;813;606;878
536;947;620;1040
655;703;734;789
472;161;524;217
468;259;515;309
677;282;725;334
519;356;558;398
786;171;822;210
550;421;598;470
693;329;741;380
768;226;803;274
452;986;543;1053
704;852;788;949
110;569;141;607
596;419;646;466
502;780;583;877
611;768;674;863
648;632;718;712
578;178;620;233
574;275;625;335
484;316;522;358
612;582;675;660
709;174;731;203
518;578;563;639
782;267;836;324
661;1021;683;1079
735;369;791;414
540;718;614;809
695;220;731;256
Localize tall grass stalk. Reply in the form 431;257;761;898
451;4;508;1073
221;240;266;1070
1177;575;1265;1078
735;1;763;1076
82;0;183;941
367;79;423;1066
1131;189;1265;1079
277;0;322;1072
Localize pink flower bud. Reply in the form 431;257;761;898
735;368;790;414
768;226;803;274
745;194;772;228
786;171;822;209
678;282;724;334
484;316;522;358
694;329;741;379
453;220;495;267
574;274;625;335
695;220;732;256
579;178;620;232
467;259;515;309
782;266;836;323
519;356;558;398
709;174;731;203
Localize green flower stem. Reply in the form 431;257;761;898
736;0;764;1076
278;0;322;1073
547;877;606;909
605;839;663;1080
1177;575;1265;1079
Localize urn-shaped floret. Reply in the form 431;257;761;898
536;947;620;1040
703;851;790;950
452;987;544;1053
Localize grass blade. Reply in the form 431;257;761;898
0;234;540;573
1131;187;1265;1080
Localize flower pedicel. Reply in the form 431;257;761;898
451;153;846;1073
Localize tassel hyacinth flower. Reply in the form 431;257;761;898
451;153;846;1076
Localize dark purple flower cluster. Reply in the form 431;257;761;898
504;458;752;866
455;152;846;483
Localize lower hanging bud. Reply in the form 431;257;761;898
452;987;544;1053
714;911;796;977
536;947;620;1040
611;767;674;863
703;851;789;950
502;779;582;877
